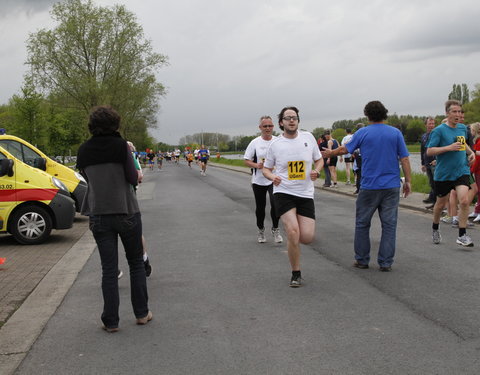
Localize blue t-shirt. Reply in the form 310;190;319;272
198;149;209;160
426;123;470;181
346;124;409;190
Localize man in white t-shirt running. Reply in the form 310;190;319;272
244;116;283;244
263;106;323;287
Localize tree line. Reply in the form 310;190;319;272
1;1;478;157
175;83;480;153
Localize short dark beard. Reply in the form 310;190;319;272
285;128;297;136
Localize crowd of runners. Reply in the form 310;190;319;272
244;99;478;287
134;99;477;288
77;99;480;334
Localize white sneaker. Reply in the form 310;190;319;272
474;214;480;223
456;234;474;247
432;230;441;244
468;211;477;218
257;228;266;243
272;228;283;243
451;217;459;228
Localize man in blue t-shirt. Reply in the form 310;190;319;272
426;99;475;247
322;101;411;272
198;145;210;176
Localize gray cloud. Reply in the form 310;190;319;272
1;0;479;144
0;0;56;15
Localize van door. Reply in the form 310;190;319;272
0;151;15;232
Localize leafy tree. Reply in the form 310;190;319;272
0;104;15;133
332;118;367;131
26;0;168;139
405;119;425;143
448;83;470;104
9;76;47;146
44;105;85;158
463;84;480;124
332;128;346;144
179;132;231;148
311;127;327;140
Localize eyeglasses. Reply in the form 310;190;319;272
261;125;274;128
282;116;298;121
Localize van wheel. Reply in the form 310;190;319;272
10;205;53;245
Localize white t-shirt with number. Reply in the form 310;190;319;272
244;136;277;186
264;131;321;198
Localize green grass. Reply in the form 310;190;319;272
210;157;246;167
407;144;421;153
210;157;430;194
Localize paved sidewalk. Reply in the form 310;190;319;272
0;215;89;326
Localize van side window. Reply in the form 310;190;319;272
0;140;41;167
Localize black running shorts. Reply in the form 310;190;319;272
274;193;315;219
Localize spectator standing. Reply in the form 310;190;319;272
77;106;152;332
420;117;437;208
340;128;354;185
322;101;411;271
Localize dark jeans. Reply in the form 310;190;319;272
355;168;361;191
323;159;331;185
426;165;436;202
252;183;279;229
89;212;148;328
354;188;400;267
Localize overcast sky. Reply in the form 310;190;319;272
1;0;480;144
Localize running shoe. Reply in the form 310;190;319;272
290;274;303;288
272;228;283;243
346;181;351;185
474;214;480;223
432;230;441;244
441;216;452;224
257;228;266;243
468;211;477;218
456;234;474;247
452;218;474;228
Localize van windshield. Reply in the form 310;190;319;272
0;140;41;167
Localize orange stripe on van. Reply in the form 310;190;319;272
0;189;58;202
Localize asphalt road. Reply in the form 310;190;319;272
14;161;480;374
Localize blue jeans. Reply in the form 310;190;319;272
89;212;148;328
354;188;400;267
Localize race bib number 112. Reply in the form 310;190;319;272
288;161;306;180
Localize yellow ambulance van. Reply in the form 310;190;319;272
0;146;75;245
0;133;87;211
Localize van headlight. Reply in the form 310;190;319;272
52;177;69;192
74;171;86;183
